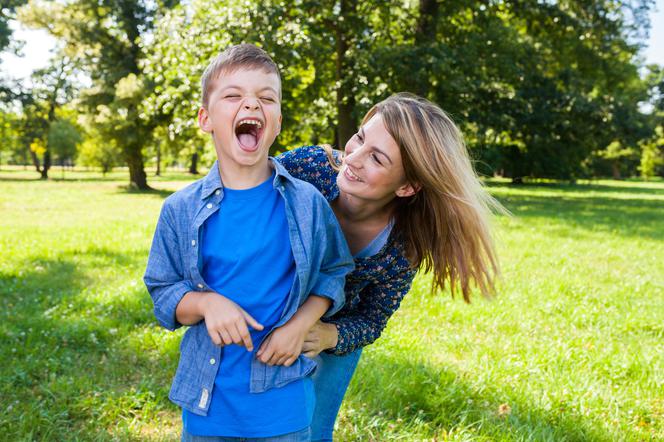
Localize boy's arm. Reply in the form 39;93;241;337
143;201;196;331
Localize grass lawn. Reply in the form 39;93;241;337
1;166;662;441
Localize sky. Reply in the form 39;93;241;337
1;2;663;83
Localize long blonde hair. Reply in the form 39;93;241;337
333;93;504;302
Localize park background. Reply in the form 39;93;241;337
1;0;662;440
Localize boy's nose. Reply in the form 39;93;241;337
243;99;259;110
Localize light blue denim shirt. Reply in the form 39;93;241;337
143;158;353;416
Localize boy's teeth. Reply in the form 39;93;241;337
238;119;262;128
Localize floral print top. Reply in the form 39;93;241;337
277;145;417;355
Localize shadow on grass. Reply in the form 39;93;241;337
486;179;664;197
346;353;615;441
115;185;175;199
0;250;177;440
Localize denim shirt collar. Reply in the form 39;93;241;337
200;158;292;200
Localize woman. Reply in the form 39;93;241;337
276;93;501;441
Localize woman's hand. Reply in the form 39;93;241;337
302;321;338;358
256;319;308;366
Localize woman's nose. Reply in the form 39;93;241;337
345;147;364;168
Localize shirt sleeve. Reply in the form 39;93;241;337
308;193;355;317
143;201;194;331
325;258;417;355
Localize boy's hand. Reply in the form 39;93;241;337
201;293;264;351
256;319;308;367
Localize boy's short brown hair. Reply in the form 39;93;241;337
201;44;281;108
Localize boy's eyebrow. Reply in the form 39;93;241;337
361;127;393;165
220;85;279;95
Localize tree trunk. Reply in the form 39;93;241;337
40;150;51;179
335;0;357;149
416;0;439;45
29;147;41;173
125;142;149;189
611;162;621;180
189;152;199;175
155;141;161;176
407;0;439;97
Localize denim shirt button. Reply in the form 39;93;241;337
191;240;196;246
206;203;213;209
215;190;221;196
209;358;216;365
197;283;204;289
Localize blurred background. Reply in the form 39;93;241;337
1;0;663;188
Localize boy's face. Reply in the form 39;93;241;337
198;68;282;171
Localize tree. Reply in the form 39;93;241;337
48;117;81;169
141;0;654;180
19;0;180;189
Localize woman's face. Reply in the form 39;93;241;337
337;114;417;205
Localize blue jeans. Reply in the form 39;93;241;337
181;426;311;442
310;349;363;442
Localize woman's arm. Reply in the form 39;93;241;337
306;256;417;356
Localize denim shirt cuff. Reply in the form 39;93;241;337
155;280;196;331
311;278;345;318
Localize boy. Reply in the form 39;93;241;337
144;44;353;441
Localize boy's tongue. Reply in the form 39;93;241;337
238;133;258;151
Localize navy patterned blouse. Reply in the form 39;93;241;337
277;146;417;355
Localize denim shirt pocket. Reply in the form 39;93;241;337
249;354;318;393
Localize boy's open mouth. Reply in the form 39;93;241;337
235;118;264;152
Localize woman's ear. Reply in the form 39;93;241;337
395;182;421;198
198;107;212;133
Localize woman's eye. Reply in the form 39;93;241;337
225;94;240;99
353;133;363;142
261;97;276;103
371;153;383;165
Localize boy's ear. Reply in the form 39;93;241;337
198;107;212;133
395;182;421;198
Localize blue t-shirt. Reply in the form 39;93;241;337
183;173;314;437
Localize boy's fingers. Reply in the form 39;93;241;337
235;323;254;351
210;330;223;346
228;326;243;346
267;354;280;366
259;340;274;363
219;329;233;346
257;335;270;357
242;310;264;331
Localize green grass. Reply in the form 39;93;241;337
1;167;662;441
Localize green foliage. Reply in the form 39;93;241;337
12;0;659;180
640;127;664;178
76;127;122;174
139;0;656;180
47;118;82;163
0;111;23;163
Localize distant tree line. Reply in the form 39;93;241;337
1;0;663;188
